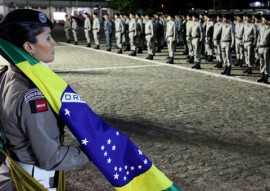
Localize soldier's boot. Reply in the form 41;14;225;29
234;59;240;66
221;65;228;75
124;45;130;51
129;50;136;56
86;43;91;47
67;40;71;43
74;41;78;45
226;66;231;76
146;54;153;60
257;73;265;83
264;74;269;84
243;66;249;73
247;67;252;74
117;49;122;54
195;62;201;69
166;58;174;64
94;45;100;49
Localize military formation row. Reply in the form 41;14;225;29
63;12;270;84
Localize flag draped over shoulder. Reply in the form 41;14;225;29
0;37;181;191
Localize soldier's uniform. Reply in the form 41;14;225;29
213;14;223;68
136;14;144;53
186;15;194;63
220;14;235;75
92;13;100;49
175;15;182;45
204;15;214;62
181;16;188;55
242;15;257;74
144;14;154;60
191;14;204;69
114;13;124;54
254;14;263;66
128;13;137;56
0;64;89;190
83;13;91;47
154;14;164;53
103;14;113;51
71;17;78;45
234;15;245;67
257;15;270;83
64;15;71;43
165;15;176;64
124;15;130;51
0;9;89;189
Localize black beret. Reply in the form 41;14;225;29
0;9;53;29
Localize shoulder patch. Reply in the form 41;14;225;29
24;90;44;102
29;99;48;113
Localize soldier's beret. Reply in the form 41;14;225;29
0;9;53;29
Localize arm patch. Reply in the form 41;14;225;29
29;99;48;113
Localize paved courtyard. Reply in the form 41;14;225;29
1;26;270;190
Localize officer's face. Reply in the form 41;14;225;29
28;27;56;63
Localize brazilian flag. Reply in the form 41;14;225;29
0;37;181;191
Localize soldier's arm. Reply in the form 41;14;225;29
20;92;90;171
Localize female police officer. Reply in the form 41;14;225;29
0;9;89;190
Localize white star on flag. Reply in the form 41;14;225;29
123;176;127;181
119;167;122;172
107;139;112;145
107;158;112;164
131;166;135;170
104;152;108;156
125;165;128;170
126;171;130;175
112;145;116;150
116;131;119;136
138;150;143;155
138;165;142;169
114;173;119;179
64;108;70;116
101;145;105;150
81;138;89;145
114;166;118;171
144;159;148;165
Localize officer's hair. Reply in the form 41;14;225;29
0;22;44;49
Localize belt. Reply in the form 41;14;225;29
129;30;135;33
191;36;200;39
222;40;231;42
115;31;122;33
145;33;151;36
244;40;253;43
236;37;242;40
16;161;56;190
93;28;98;31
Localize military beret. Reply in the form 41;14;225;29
0;9;53;29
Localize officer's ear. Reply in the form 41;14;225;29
23;42;35;55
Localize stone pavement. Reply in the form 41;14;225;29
1;26;270;191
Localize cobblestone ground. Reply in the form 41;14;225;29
1;26;270;191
